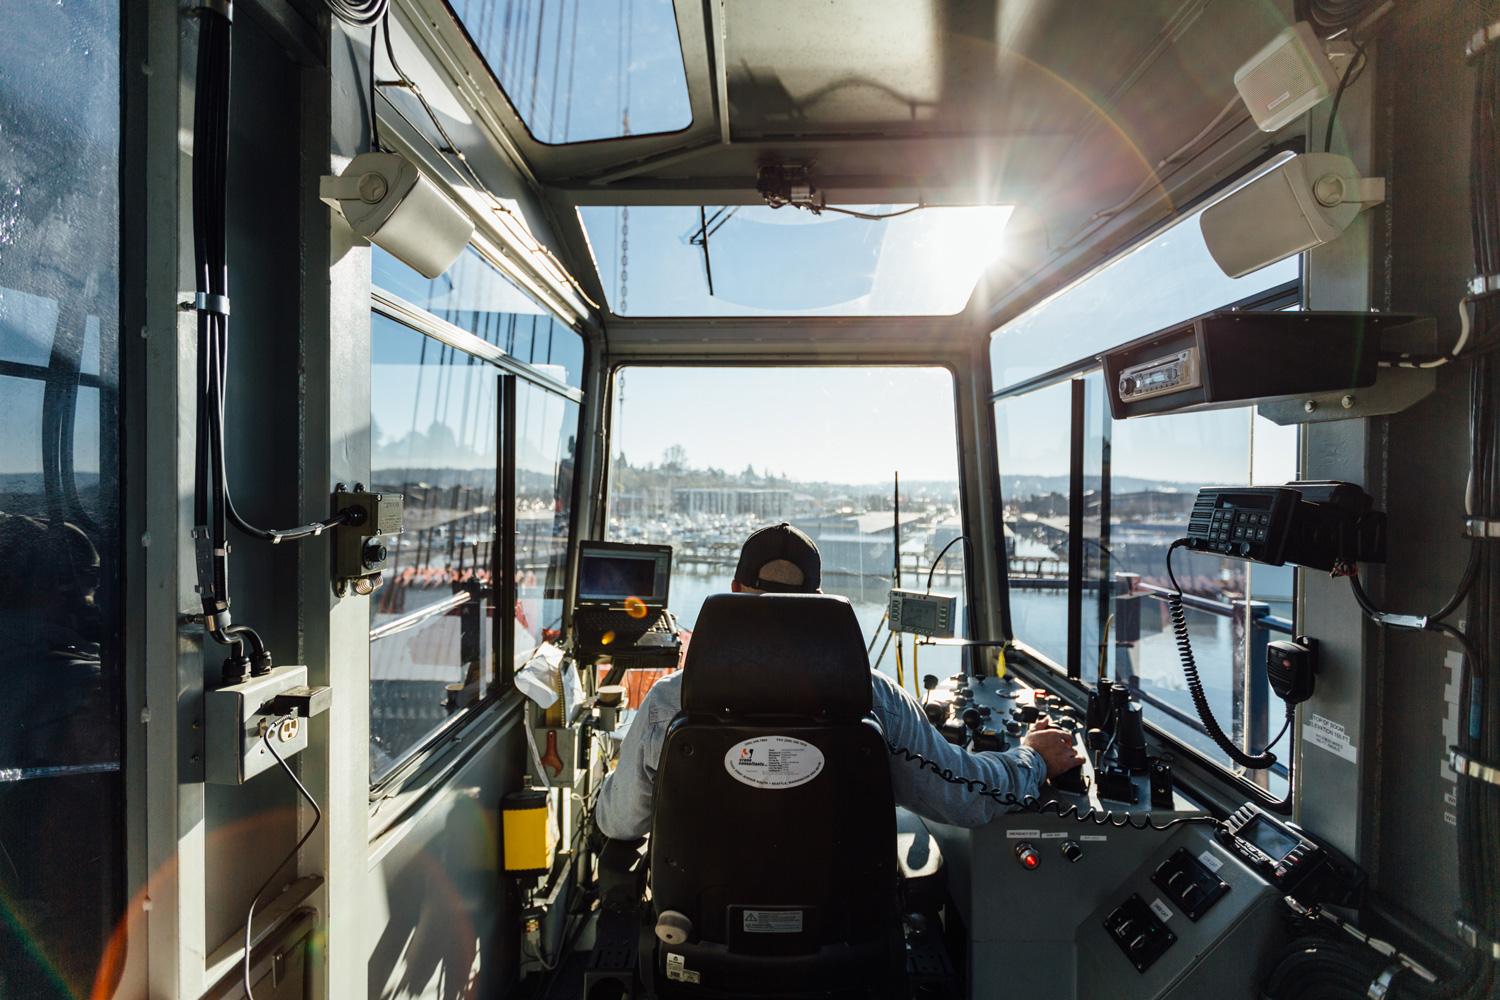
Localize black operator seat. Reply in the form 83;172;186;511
644;593;907;999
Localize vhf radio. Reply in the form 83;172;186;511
1183;481;1385;571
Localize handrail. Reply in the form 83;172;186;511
369;590;474;643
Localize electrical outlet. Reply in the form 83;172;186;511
205;664;312;784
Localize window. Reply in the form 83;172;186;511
989;155;1300;393
989;172;1299;793
374;247;584;388
514;382;578;648
369;247;583;786
446;0;692;144
578;204;1013;316
0;3;124;995
606;366;969;697
368;314;499;782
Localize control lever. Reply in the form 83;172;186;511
962;707;983;733
1119;701;1149;774
963;707;1007;752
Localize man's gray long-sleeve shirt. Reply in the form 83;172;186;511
595;668;1047;839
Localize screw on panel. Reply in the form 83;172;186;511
1304;400;1318;413
1341;394;1356;409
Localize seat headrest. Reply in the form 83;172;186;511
681;593;872;718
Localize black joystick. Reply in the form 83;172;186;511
1086;727;1110;755
964;707;1008;752
923;674;939;695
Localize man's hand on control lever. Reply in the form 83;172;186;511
1022;716;1086;779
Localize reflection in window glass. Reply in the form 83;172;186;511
368;314;498;782
514;384;578;652
1102;407;1256;771
579;204;1013;317
987;157;1300;391
0;3;123;995
606;367;967;692
373;246;584;387
446;0;691;144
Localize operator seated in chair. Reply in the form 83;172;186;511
594;523;1082;998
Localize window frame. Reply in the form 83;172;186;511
367;254;585;796
988;207;1304;806
438;0;697;148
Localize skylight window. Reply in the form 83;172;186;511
446;0;692;144
577;204;1014;316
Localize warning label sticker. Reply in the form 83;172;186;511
1304;713;1358;763
743;910;804;934
723;736;825;789
666;953;701;984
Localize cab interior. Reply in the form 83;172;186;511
0;0;1496;998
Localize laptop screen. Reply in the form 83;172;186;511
577;542;672;605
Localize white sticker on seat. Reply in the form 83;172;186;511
743;909;804;934
724;736;825;789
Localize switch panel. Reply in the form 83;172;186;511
1151;848;1230;921
1103;894;1176;973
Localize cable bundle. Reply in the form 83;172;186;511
1452;25;1500;996
1335;22;1500;997
1298;0;1380;36
322;0;389;26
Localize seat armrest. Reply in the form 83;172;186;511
896;808;946;913
597;834;648;912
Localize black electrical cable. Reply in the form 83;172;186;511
1324;38;1370;154
815;203;924;221
192;2;241;657
925;534;972;593
368;18;383;152
321;0;389;26
1166;540;1279;770
1301;0;1379;36
242;718;323;1000
885;743;1219;833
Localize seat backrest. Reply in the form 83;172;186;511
648;594;901;994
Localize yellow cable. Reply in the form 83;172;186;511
912;638;921;697
894;631;905;688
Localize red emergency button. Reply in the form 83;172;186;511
1014;842;1041;870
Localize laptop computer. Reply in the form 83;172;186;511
572;541;678;663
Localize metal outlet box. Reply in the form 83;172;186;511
206;664;311;784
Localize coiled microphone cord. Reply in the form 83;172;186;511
1167;539;1278;771
886;743;1217;833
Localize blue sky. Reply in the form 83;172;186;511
612;366;963;484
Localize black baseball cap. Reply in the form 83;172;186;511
734;522;822;594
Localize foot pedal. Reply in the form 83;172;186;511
583;912;637;999
905;921;958;998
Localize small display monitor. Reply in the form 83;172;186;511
577;541;672;605
1242;815;1300;862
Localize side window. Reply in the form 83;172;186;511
0;4;125;995
989;165;1300;795
369;248;583;786
368;314;499;783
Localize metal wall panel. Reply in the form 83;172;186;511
366;710;525;1000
